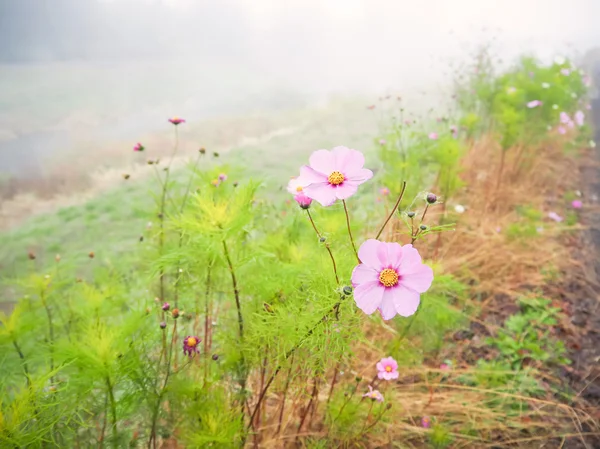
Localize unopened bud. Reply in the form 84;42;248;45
162;302;170;311
355;376;362;382
406;211;416;218
212;354;219;361
88;251;95;259
123;174;130;180
199;147;206;154
419;224;428;231
160;321;167;329
319;237;326;243
343;286;353;295
171;308;180;319
233;182;239;188
386;403;392;410
426;193;437;204
213;152;219;158
28;251;36;260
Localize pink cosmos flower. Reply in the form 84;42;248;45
169;116;186;125
287;176;308;195
428;132;438;140
527;100;542;108
133;142;144;152
299;146;373;207
558;126;567;135
559;112;571;124
379;139;386;145
351;239;434;320
380;187;390;196
218;173;228;181
183;336;201;357
363;385;384;402
548;211;563;222
561;68;570;76
421;416;431;428
294;193;312;209
572;200;583;209
575;111;585;127
376;357;399;380
440;363;450;371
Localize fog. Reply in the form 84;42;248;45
1;0;599;187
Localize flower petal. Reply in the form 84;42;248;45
346;168;374;184
309;149;336;175
400;264;433;293
358;239;387;269
332;146;365;173
392;285;421;317
385;242;403;269
303;183;338;207
353;281;385;315
333;182;358;200
398;244;423;273
351;264;379;287
378;288;398;320
299;165;328;184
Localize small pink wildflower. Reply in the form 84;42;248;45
572;200;583;209
363;385;384;402
287;177;308;195
168;116;186;125
133;142;144;152
376;357;399;380
560;68;570;76
527;100;542;108
575;111;585;127
183;336;201;357
294;193;312;209
380;187;390;196
440;363;450;371
559;112;571;124
428;132;438;140
421;416;431;428
299;146;373;207
558;126;567;135
218;173;228;181
379;139;386;145
351;239;433;320
548;211;563;222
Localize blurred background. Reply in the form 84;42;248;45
1;0;599;228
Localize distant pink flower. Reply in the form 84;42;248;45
299;146;373;207
558;126;567;135
294;193;312;209
428;132;438;140
404;119;411;125
169;116;186;125
133;142;144;152
586;104;592;110
363;385;384;402
351;239;434;320
287;177;308;195
379;139;386;145
380;187;390;196
376;357;399;380
575;111;585;127
183;336;201;357
440;363;450;371
559;112;571;124
583;75;592;87
421;416;431;428
548;211;563;222
572;200;583;209
218;173;228;181
527;100;542;108
561;68;570;76
449;125;458;137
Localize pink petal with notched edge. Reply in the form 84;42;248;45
303;183;338;206
392;285;421;317
400;264;434;293
346;168;374;183
353;281;385;315
397;244;423;272
357;239;383;268
309;149;336;174
332;146;365;174
379;289;398;320
299;165;328;184
333;182;359;200
351;264;379;286
385;242;403;269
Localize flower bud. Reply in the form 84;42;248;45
386;403;392;410
319;237;326;243
406;211;416;218
162;302;170;311
426;193;437;204
212;354;219;361
233;182;238;188
294;193;312;209
123;173;130;180
28;251;36;260
199;147;206;154
213;152;219;158
355;376;362;382
160;321;167;329
343;286;353;295
419;224;428;231
172;308;180;319
88;251;95;259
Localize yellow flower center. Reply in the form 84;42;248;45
296;186;303;192
379;269;399;287
327;171;345;185
187;337;197;347
385;366;392;372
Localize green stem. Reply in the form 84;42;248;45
375;181;407;240
342;200;359;262
105;374;118;448
306;209;340;284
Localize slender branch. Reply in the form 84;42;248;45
105;374;118;448
342;200;359;262
12;340;30;387
411;204;431;244
375;181;407;240
42;289;55;384
360;401;375;433
306;210;339;284
276;354;295;435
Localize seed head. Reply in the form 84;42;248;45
160;321;167;329
172;308;180;319
343;286;353;295
426;193;437;204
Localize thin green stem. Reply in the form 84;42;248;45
375;181;407;240
306;209;339;284
342;200;359;262
360;401;375;433
105;374;118;448
12;339;30;387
